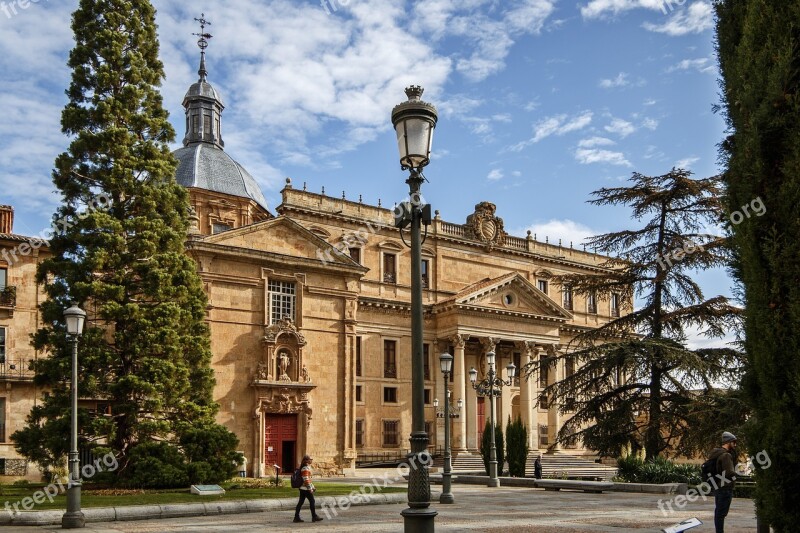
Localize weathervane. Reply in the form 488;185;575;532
193;13;212;81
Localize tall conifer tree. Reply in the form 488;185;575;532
13;0;237;479
715;1;800;528
524;170;742;459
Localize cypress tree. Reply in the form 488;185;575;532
12;0;238;482
505;416;529;477
715;1;800;528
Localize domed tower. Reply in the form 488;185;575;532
173;15;271;234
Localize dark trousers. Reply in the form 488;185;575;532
714;488;733;533
295;489;316;518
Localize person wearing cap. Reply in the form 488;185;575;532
707;431;738;533
294;455;323;523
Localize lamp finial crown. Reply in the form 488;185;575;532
405;85;424;101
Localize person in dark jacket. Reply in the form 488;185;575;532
293;455;323;523
707;431;737;533
534;455;542;479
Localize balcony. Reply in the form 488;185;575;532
0;286;15;312
0;358;34;381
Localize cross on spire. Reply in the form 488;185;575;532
193;13;213;81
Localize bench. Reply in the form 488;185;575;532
533;479;614;493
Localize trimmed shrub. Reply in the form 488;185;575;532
506;416;529;477
480;419;504;476
615;455;701;485
180;424;242;484
123;442;189;489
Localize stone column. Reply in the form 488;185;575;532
254;403;265;477
519;341;539;450
499;347;513;431
450;334;467;452
546;345;562;452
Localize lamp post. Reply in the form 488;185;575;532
435;353;462;504
392;85;438;533
469;351;515;487
62;303;86;529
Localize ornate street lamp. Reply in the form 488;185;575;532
435;353;461;504
62;303;86;529
392;85;438;533
469;351;515;487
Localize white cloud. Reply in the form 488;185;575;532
487;169;504;181
520;219;600;247
642;117;659;130
508;111;593;151
580;0;674;19
675;156;700;169
575;148;633;167
578;136;615;148
667;57;716;74
599;72;630;88
511;170;522;177
642;2;714;36
643;98;658;106
604;117;636;138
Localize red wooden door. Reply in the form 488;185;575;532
477;397;485;445
265;414;298;475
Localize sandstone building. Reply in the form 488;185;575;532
0;58;625;479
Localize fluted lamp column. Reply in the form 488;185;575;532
62;303;86;529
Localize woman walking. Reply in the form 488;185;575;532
294;455;323;523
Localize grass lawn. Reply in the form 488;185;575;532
0;481;406;512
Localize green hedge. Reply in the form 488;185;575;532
616;455;701;485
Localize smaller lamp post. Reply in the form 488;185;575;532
469;351;515;487
435;353;463;504
62;303;86;529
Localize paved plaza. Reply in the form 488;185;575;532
0;483;758;532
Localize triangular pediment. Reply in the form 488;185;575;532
441;272;572;321
201;216;362;268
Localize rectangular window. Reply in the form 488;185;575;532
383;340;397;378
0;398;5;442
355;385;363;402
268;280;296;324
562;284;573;310
537;279;548;294
539;394;549;410
349;247;361;264
0;327;5;364
587;291;597;314
539;353;549;387
513;352;521;386
355;336;362;377
565;397;576;412
383;420;399;447
383;253;396;284
356;419;364;447
539;424;549;447
423;389;431;405
565;356;575;378
0;268;6;290
383;387;398;403
204;115;211;135
192;114;200;133
423;343;430;381
425;421;434;444
611;293;621;317
421;259;430;289
212;222;231;234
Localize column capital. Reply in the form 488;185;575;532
480;336;499;353
515;340;541;358
449;334;466;349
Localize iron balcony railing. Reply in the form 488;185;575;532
0;358;35;380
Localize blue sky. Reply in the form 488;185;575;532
0;0;732;333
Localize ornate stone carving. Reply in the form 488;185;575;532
256;360;271;381
258;386;313;425
263;317;307;346
278;351;291;382
301;365;311;383
465;202;507;249
450;333;466;349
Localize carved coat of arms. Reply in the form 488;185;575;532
466;202;507;249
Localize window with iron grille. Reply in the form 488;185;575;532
383;253;396;283
539;425;549;447
0;327;5;364
537;279;548;294
0;268;6;291
0;398;5;442
421;259;430;288
349;247;361;264
384;340;397;378
611;293;620;317
356;419;364;447
383;420;399;447
587;291;597;314
268;280;296;324
383;387;398;403
562;284;573;310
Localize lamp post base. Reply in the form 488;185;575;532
61;511;85;529
439;492;454;504
401;507;437;533
487;477;501;488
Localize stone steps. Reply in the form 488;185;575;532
434;451;617;481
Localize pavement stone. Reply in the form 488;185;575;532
0;484;759;532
